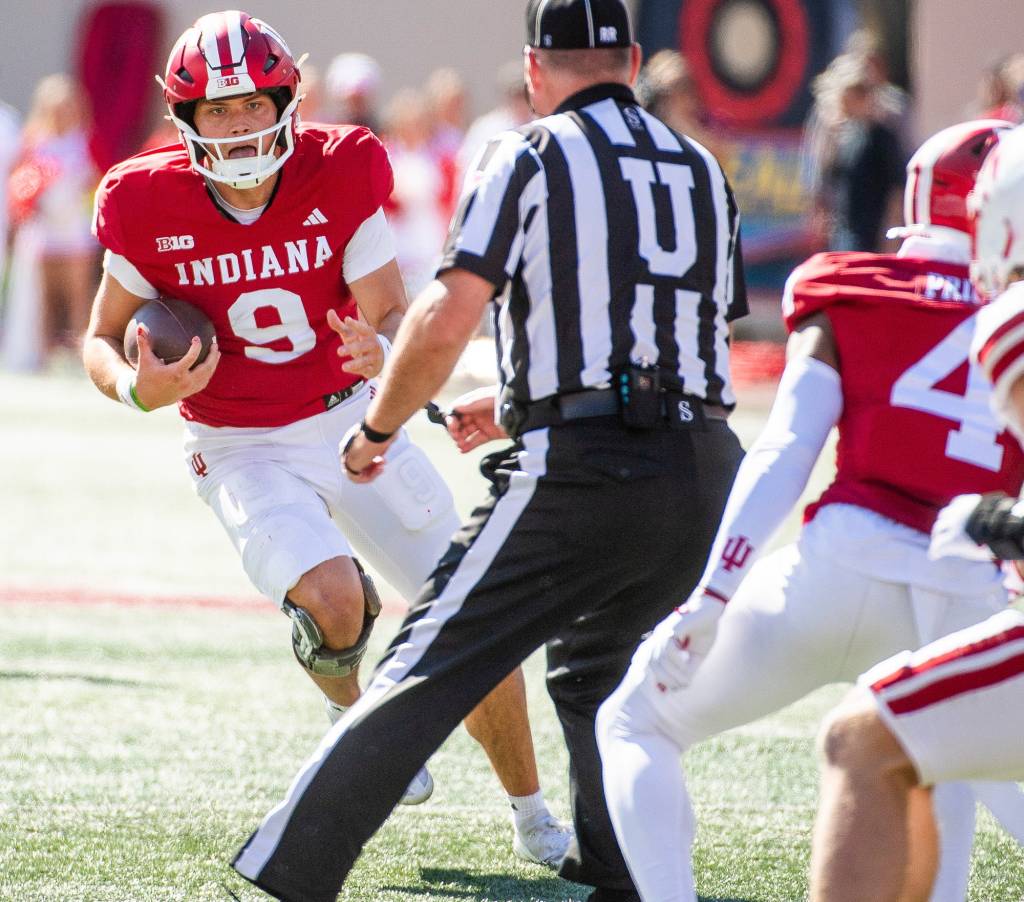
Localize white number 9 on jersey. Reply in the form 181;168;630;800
890;316;1004;471
227;288;316;364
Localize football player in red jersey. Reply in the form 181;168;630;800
82;10;572;864
807;124;1024;902
596;120;1024;902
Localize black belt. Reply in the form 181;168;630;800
500;387;728;439
323;379;366;411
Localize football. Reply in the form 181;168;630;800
124;298;216;368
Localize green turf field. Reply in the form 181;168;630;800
2;367;1023;901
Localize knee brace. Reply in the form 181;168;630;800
284;559;383;678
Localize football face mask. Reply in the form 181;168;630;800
168;92;300;190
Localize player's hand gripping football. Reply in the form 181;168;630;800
643;589;726;693
132;324;220;410
328;310;386;380
446;386;509;453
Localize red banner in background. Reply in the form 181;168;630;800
77;1;165;171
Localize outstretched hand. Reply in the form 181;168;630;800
446;386;508;453
327;310;386;380
133;325;220;410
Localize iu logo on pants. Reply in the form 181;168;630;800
191;452;209;478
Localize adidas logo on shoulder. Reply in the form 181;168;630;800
303;208;329;226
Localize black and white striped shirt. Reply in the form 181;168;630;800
439;82;746;408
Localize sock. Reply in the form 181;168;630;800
325;697;348;726
509;790;549;828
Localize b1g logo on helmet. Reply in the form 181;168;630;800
156;234;195;252
215;76;241;90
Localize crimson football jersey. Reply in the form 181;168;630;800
93;125;393;427
783;252;1024;534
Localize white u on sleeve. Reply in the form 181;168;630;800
699;355;843;600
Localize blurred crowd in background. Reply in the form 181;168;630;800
1;34;1023;375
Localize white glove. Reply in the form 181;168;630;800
643;589;727;693
929;494;991;562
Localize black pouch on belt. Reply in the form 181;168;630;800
615;361;662;430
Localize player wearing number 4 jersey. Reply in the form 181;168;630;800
808;123;1024;902
597;120;1024;902
83;9;572;866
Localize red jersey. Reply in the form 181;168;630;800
93;125;393;427
783;252;1024;534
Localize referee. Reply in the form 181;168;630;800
233;1;746;900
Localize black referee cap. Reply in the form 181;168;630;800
526;0;634;50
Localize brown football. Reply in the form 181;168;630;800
124;298;216;369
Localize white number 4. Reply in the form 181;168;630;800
890;316;1004;472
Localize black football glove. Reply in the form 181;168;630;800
965;492;1024;560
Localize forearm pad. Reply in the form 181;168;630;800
966;493;1024;560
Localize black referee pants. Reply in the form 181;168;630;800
233;416;743;902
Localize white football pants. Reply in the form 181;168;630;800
597;512;1020;902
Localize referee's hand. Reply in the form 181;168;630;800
447;386;508;453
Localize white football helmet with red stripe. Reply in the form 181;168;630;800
160;10;301;189
895;119;1012;252
971;125;1024;297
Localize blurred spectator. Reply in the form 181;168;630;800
0;98;20;281
636;50;724;160
2;75;99;371
808;54;904;253
382;89;450;296
325;52;381;131
426;67;468;161
456;60;531;184
844;29;912;147
971;55;1024;123
297;62;326;123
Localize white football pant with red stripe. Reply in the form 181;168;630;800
866;608;1024;783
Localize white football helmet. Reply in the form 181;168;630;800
971;125;1024;296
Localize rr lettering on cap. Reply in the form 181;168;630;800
599;26;618;42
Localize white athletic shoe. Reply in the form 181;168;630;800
399;766;434;805
512;812;575;868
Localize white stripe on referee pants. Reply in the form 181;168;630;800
234;430;551;879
